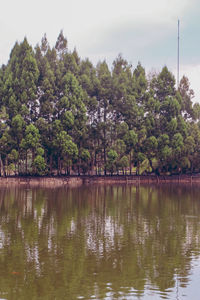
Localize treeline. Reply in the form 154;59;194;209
0;31;200;176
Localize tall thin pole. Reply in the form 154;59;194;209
177;19;180;88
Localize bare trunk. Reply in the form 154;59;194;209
50;154;53;175
57;156;60;175
103;108;107;176
18;159;20;175
25;151;28;175
5;155;8;177
32;149;35;174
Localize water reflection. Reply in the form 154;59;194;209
0;185;200;299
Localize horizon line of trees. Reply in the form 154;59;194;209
1;31;200;176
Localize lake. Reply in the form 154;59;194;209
0;184;200;299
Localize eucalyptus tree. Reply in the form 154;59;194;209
0;107;11;176
52;131;78;175
33;147;46;175
78;58;99;172
0;130;13;176
3;39;39;123
130;62;147;128
96;60;112;174
8;114;26;173
61;48;80;77
113;138;126;174
58;72;87;145
20;124;41;174
106;149;118;175
170;133;184;173
0;34;199;175
55;30;68;60
124;129;138;174
157;134;172;173
111;55;133;124
179;75;194;120
182;122;200;173
150;66;176;103
35;41;55;122
35;36;58;173
144;136;158;173
193;103;200;121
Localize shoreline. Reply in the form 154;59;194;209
0;174;199;187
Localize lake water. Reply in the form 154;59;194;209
0;184;200;299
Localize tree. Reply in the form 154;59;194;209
33;147;46;175
53;131;78;175
170;133;184;173
56;72;87;144
118;155;129;175
150;66;176;103
79;148;91;174
0;34;199;176
144;136;158;173
106;150;118;175
123;129;138;174
157;134;172;173
55;30;68;59
35;42;56;122
20;124;40;174
179;75;194;120
4;39;39;122
96;61;112;174
8;149;19;175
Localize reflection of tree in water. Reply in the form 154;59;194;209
0;185;200;299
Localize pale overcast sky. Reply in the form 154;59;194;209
1;0;200;101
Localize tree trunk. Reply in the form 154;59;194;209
32;149;35;174
57;156;60;175
5;155;8;177
190;159;193;174
103;104;107;176
0;156;5;177
18;159;20;175
104;147;107;175
149;158;154;173
25;151;28;175
50;154;53;175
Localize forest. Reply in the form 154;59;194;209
0;31;200;176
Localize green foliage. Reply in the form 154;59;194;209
54;131;78;158
24;124;40;150
80;149;90;162
114;139;126;156
8;149;19;162
172;133;183;154
0;34;199;175
145;136;158;154
36;147;44;156
106;150;118;174
118;155;129;169
33;155;46;175
139;159;151;175
79;148;91;174
124;130;138;150
160;145;172;161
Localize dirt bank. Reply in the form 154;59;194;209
0;174;199;187
0;176;83;187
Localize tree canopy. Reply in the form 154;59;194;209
0;32;199;176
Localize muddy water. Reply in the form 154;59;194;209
0;185;200;299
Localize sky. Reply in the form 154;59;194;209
1;0;200;101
